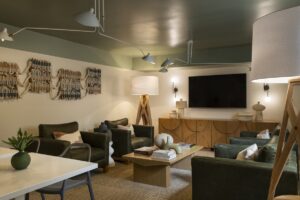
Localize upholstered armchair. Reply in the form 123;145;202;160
96;118;154;159
38;121;110;170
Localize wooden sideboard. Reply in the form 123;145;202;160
158;118;279;148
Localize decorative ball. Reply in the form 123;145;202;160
154;133;174;148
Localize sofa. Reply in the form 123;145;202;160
192;135;298;200
38;121;110;170
95;118;154;158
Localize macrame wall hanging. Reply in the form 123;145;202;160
85;68;101;95
54;69;82;100
0;62;21;100
22;58;52;95
0;58;102;101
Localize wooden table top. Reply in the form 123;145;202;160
123;145;203;166
0;147;97;200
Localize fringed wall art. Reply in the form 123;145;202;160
55;69;82;100
85;68;101;95
0;57;102;101
0;62;21;100
22;58;52;95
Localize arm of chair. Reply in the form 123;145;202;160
214;144;250;159
132;125;154;145
240;131;258;137
80;131;109;150
229;137;270;146
38;138;70;156
110;128;132;157
192;156;298;200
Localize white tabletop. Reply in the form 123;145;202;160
0;147;16;159
0;148;97;200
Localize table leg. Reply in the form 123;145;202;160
133;163;170;187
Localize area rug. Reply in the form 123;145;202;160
29;149;213;200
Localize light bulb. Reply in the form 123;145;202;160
264;95;271;102
1;38;4;42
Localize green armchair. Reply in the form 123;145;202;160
38;122;110;170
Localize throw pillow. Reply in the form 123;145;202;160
53;130;83;144
236;144;258;160
257;129;270;139
255;143;277;163
117;124;135;136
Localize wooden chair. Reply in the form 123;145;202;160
268;78;300;200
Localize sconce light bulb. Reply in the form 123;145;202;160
265;95;272;102
1;38;4;42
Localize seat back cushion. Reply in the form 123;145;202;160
105;118;128;129
39;122;79;139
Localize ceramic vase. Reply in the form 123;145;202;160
11;151;31;170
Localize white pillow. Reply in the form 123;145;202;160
53;130;83;144
257;129;270;139
117;124;135;136
236;144;258;160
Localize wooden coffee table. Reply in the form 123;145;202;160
123;145;202;187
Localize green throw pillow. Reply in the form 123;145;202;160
255;143;277;163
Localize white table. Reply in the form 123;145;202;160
0;147;97;200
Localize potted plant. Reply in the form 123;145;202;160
2;129;33;170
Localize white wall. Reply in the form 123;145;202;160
146;65;288;133
0;47;289;142
0;47;139;144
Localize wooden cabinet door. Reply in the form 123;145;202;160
181;119;197;144
226;121;241;143
196;120;212;148
239;121;256;132
158;118;182;142
211;121;228;145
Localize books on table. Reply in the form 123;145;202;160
134;146;159;155
151;149;177;161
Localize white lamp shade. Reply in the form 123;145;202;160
251;6;300;83
75;8;100;28
131;76;159;95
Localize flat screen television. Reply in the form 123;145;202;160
189;74;246;108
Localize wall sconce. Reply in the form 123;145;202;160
171;78;178;98
263;83;271;102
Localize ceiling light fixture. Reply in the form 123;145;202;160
158;58;173;73
0;28;13;42
158;40;232;72
161;58;174;68
75;8;100;28
142;53;156;65
1;0;153;64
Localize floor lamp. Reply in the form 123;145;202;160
251;6;300;200
131;76;159;126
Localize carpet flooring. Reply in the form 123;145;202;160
29;149;214;200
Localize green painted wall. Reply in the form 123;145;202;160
0;23;132;69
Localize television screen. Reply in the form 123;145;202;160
188;74;246;108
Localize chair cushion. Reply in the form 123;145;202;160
64;147;105;162
131;137;152;150
105;118;128;129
